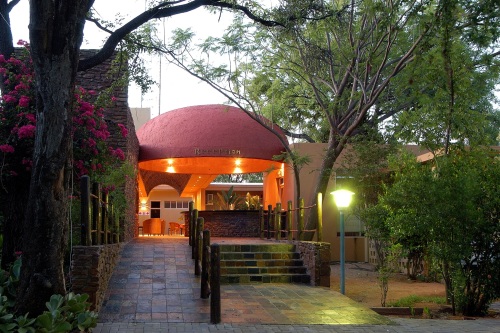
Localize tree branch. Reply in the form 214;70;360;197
279;127;316;143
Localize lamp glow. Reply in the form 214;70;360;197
331;189;354;208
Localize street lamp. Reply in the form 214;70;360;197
331;189;354;295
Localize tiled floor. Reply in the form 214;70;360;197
98;236;391;325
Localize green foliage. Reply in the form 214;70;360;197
377;244;403;307
216;186;244;210
244;193;261;210
0;257;97;332
379;147;500;316
387;294;447;308
35;293;97;333
213;173;263;183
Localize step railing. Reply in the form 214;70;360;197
80;175;120;246
259;193;323;242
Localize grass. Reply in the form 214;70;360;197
387;294;447;307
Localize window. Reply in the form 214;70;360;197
206;194;214;205
151;201;161;218
164;200;189;209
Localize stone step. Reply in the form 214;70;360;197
217;243;297;253
220;274;311;284
219;252;301;260
221;265;308;275
217;243;310;285
221;259;304;267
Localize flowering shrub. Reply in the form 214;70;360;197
0;41;128;185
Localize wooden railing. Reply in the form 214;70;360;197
80;175;120;246
259;193;324;242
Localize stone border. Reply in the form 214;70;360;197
280;240;331;287
71;243;124;311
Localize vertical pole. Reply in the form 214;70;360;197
275;203;281;240
210;244;221;324
114;204;120;243
317;192;323;242
266;204;272;239
188;201;194;246
195;217;204;276
80;175;92;246
102;191;108;244
201;229;211;299
92;182;101;245
287;200;293;240
340;210;345;295
192;209;198;259
259;205;264;239
80;176;91;246
298;198;304;241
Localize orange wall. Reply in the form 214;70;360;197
282;143;367;262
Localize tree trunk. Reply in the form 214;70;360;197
303;131;342;240
16;0;92;316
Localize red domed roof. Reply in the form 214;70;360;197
138;104;286;161
137;105;287;175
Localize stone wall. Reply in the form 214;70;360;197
71;244;123;311
282;240;331;287
184;210;260;237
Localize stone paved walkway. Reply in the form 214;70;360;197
94;236;500;332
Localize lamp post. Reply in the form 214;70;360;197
331;189;354;295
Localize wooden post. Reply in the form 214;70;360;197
317;192;323;242
188;201;194;246
298;198;304;241
195;217;204;276
80;176;91;246
210;244;221;324
109;203;114;243
259;205;264;239
266;204;272;239
275;203;281;240
92;182;101;245
287;200;293;240
192;209;198;259
102;191;108;244
114;204;120;243
201;229;211;299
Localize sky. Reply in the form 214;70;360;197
10;0;232;117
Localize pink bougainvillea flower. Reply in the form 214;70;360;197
2;94;17;104
111;148;125;161
17;124;36;139
18;95;30;108
0;144;15;153
24;113;36;123
117;123;128;138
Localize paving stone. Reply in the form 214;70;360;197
96;236;500;332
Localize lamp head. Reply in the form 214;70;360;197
331;189;354;209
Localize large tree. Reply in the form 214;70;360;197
0;0;296;316
177;0;499;237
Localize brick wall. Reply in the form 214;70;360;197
77;50;139;242
71;244;123;311
186;210;260;237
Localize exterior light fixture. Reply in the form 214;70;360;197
331;189;354;295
